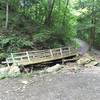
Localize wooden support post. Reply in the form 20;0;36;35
11;53;16;65
62;59;64;65
6;59;10;67
50;49;53;57
68;47;71;55
21;57;23;61
60;48;63;57
26;51;31;62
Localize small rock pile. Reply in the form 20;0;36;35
77;53;99;67
46;64;64;73
0;65;20;75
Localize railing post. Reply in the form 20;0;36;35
60;48;63;57
50;49;53;57
26;51;31;62
21;57;23;61
68;47;71;55
6;59;10;67
11;53;16;65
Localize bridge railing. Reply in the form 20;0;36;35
2;46;77;67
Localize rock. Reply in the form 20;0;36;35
77;53;94;65
46;64;63;73
21;80;28;84
81;66;100;74
19;65;32;73
77;58;91;65
84;61;99;67
0;65;20;75
0;67;10;74
8;66;20;74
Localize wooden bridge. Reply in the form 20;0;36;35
2;46;78;67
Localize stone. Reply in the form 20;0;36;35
77;58;91;65
0;67;10;74
0;65;20;75
84;61;99;67
8;66;20;74
46;64;63;73
21;80;28;84
77;53;94;65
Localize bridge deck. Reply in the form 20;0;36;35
2;47;78;67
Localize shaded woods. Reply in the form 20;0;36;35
0;0;99;61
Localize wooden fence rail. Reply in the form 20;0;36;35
2;46;78;67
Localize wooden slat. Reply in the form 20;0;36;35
68;47;71;55
60;48;63;56
26;51;31;62
11;53;16;65
6;59;10;67
50;49;53;57
2;46;78;66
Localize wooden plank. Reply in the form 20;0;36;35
17;53;77;66
6;59;10;67
2;46;77;66
21;57;23;61
50;49;53;57
26;51;31;62
60;48;63;57
11;53;16;65
68;47;71;55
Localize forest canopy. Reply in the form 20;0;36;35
0;0;100;60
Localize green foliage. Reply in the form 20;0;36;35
33;29;63;49
76;0;100;49
0;0;77;60
0;35;32;51
94;33;100;49
0;34;33;60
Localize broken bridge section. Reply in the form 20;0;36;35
2;46;78;67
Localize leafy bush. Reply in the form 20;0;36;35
33;29;67;49
94;33;100;50
0;34;33;60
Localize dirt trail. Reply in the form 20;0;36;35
0;71;100;100
75;38;100;55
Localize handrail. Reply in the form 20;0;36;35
2;46;77;67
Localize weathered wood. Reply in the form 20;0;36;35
60;48;63;56
50;49;53;57
6;59;10;67
26;51;31;62
68;47;71;55
2;46;77;66
11;53;16;65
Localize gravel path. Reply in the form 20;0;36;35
0;69;100;100
75;38;100;55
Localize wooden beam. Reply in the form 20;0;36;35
68;47;71;55
60;48;63;57
2;46;78;66
50;49;53;57
11;53;16;65
26;51;31;62
6;59;10;67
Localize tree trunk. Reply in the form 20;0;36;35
35;4;38;21
62;0;69;25
44;0;55;26
88;0;96;51
5;0;9;29
79;0;85;9
58;0;61;11
88;18;95;51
